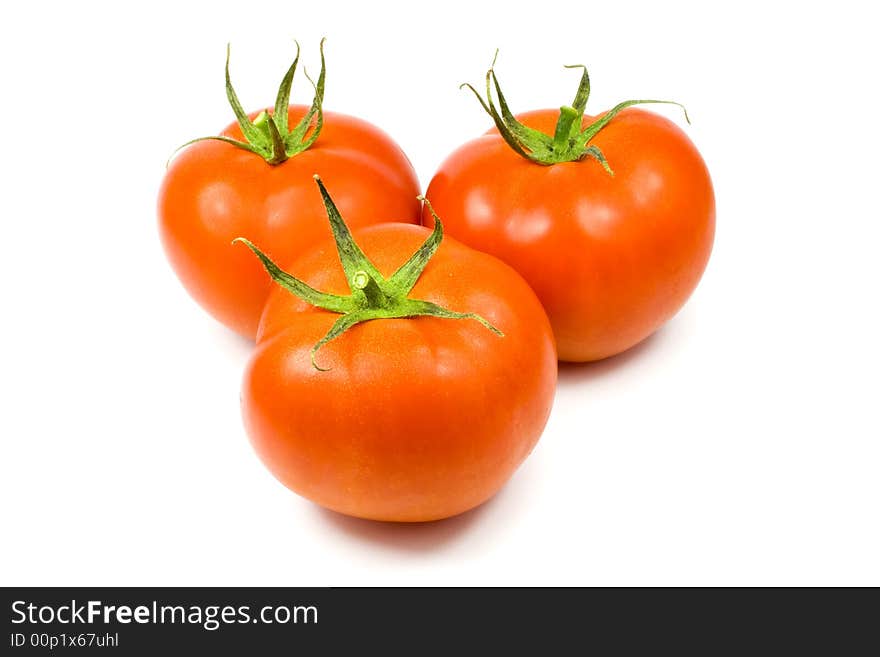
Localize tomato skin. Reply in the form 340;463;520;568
158;106;421;339
424;108;715;362
242;224;557;522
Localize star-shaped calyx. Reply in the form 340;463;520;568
234;176;503;370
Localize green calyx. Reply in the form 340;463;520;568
171;40;327;166
462;52;690;172
234;176;503;371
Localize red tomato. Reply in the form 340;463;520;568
158;46;420;339
424;64;714;362
239;179;557;521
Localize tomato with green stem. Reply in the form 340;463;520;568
236;176;557;522
158;41;421;339
424;56;715;362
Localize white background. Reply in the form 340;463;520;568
1;1;878;586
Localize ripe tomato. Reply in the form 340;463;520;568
239;178;557;522
158;44;420;339
424;63;715;362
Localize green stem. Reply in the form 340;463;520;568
168;40;327;166
552;105;580;149
235;177;502;370
462;53;689;169
352;271;389;308
253;111;269;132
264;114;288;165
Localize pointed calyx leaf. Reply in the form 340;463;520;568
169;39;327;166
462;52;690;170
234;176;503;370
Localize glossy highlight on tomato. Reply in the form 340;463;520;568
239;180;557;521
425;63;715;362
158;45;421;339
